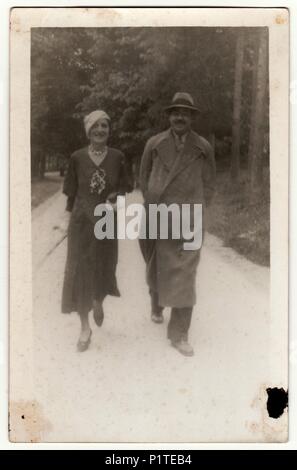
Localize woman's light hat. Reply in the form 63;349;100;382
84;110;110;137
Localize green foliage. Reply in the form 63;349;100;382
31;28;94;176
31;27;267;175
207;169;270;266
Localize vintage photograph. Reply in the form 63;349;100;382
9;8;289;443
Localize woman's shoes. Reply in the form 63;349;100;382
93;301;104;327
77;329;92;352
151;312;164;324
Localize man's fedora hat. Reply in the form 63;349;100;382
164;92;199;113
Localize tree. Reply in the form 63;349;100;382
79;27;238;165
248;28;269;202
31;28;95;178
231;30;245;183
31;27;269;185
247;30;260;176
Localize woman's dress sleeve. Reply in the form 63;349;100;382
63;154;78;212
118;153;133;195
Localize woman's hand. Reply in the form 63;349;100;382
106;200;117;211
57;211;71;234
106;192;118;212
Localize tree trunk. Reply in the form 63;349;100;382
249;29;269;203
31;149;41;179
231;30;244;183
247;32;260;177
39;154;46;179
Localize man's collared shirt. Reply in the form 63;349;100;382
172;130;189;154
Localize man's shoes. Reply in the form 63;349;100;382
171;339;194;357
151;312;164;324
93;301;104;327
77;329;92;352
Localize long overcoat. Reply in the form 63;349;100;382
139;129;216;308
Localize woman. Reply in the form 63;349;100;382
61;110;132;351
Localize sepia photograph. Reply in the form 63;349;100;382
9;7;289;443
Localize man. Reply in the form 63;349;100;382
139;92;216;357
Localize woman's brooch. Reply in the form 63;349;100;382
90;168;106;195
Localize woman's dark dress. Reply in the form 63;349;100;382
61;146;131;314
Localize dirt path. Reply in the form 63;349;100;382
31;189;274;443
